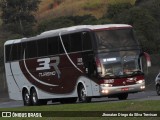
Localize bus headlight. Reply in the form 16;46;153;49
140;86;145;89
101;84;113;87
136;80;144;84
101;90;109;94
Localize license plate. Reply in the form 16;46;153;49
121;88;129;91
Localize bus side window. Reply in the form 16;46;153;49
5;45;11;62
37;39;48;57
26;41;38;58
82;32;92;50
21;42;27;59
70;32;82;52
81;32;95;77
17;43;22;60
59;35;70;53
11;44;18;61
48;37;59;55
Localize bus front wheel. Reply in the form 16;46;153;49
78;84;91;103
118;93;128;100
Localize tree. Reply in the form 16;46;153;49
0;0;40;36
112;6;159;54
104;1;160;54
105;3;133;20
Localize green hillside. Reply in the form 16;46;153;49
36;0;136;22
0;0;137;48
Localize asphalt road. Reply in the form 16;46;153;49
0;90;159;108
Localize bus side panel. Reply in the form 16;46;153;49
77;75;100;97
36;86;77;99
37;76;99;99
91;81;100;96
5;63;22;100
76;76;101;97
20;75;98;100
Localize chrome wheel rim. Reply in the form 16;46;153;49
81;88;86;100
25;92;30;103
32;92;37;103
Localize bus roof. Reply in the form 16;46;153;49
4;24;132;45
39;24;131;36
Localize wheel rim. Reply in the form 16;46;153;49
24;92;30;103
81;87;86;100
32;92;37;103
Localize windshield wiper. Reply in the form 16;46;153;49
132;70;144;75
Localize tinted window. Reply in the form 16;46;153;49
95;28;138;50
37;39;48;57
70;32;82;52
48;37;59;55
11;44;18;61
59;35;70;53
5;45;11;62
82;32;92;50
21;42;27;59
26;41;37;58
17;43;22;60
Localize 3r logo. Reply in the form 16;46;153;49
36;57;61;78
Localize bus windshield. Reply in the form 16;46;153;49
98;50;142;78
94;28;142;78
95;28;139;50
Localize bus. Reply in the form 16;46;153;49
4;24;151;106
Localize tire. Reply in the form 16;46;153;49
78;85;91;103
22;89;31;106
118;93;128;100
30;88;47;106
156;85;160;96
60;98;77;104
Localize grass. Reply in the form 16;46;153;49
0;100;160;111
0;101;160;120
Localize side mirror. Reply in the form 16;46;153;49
139;52;151;74
143;52;151;67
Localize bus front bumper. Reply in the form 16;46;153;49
100;83;145;95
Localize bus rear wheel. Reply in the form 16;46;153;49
118;93;128;100
22;89;31;106
30;88;47;106
78;85;91;103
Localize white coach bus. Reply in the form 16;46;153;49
4;24;151;106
